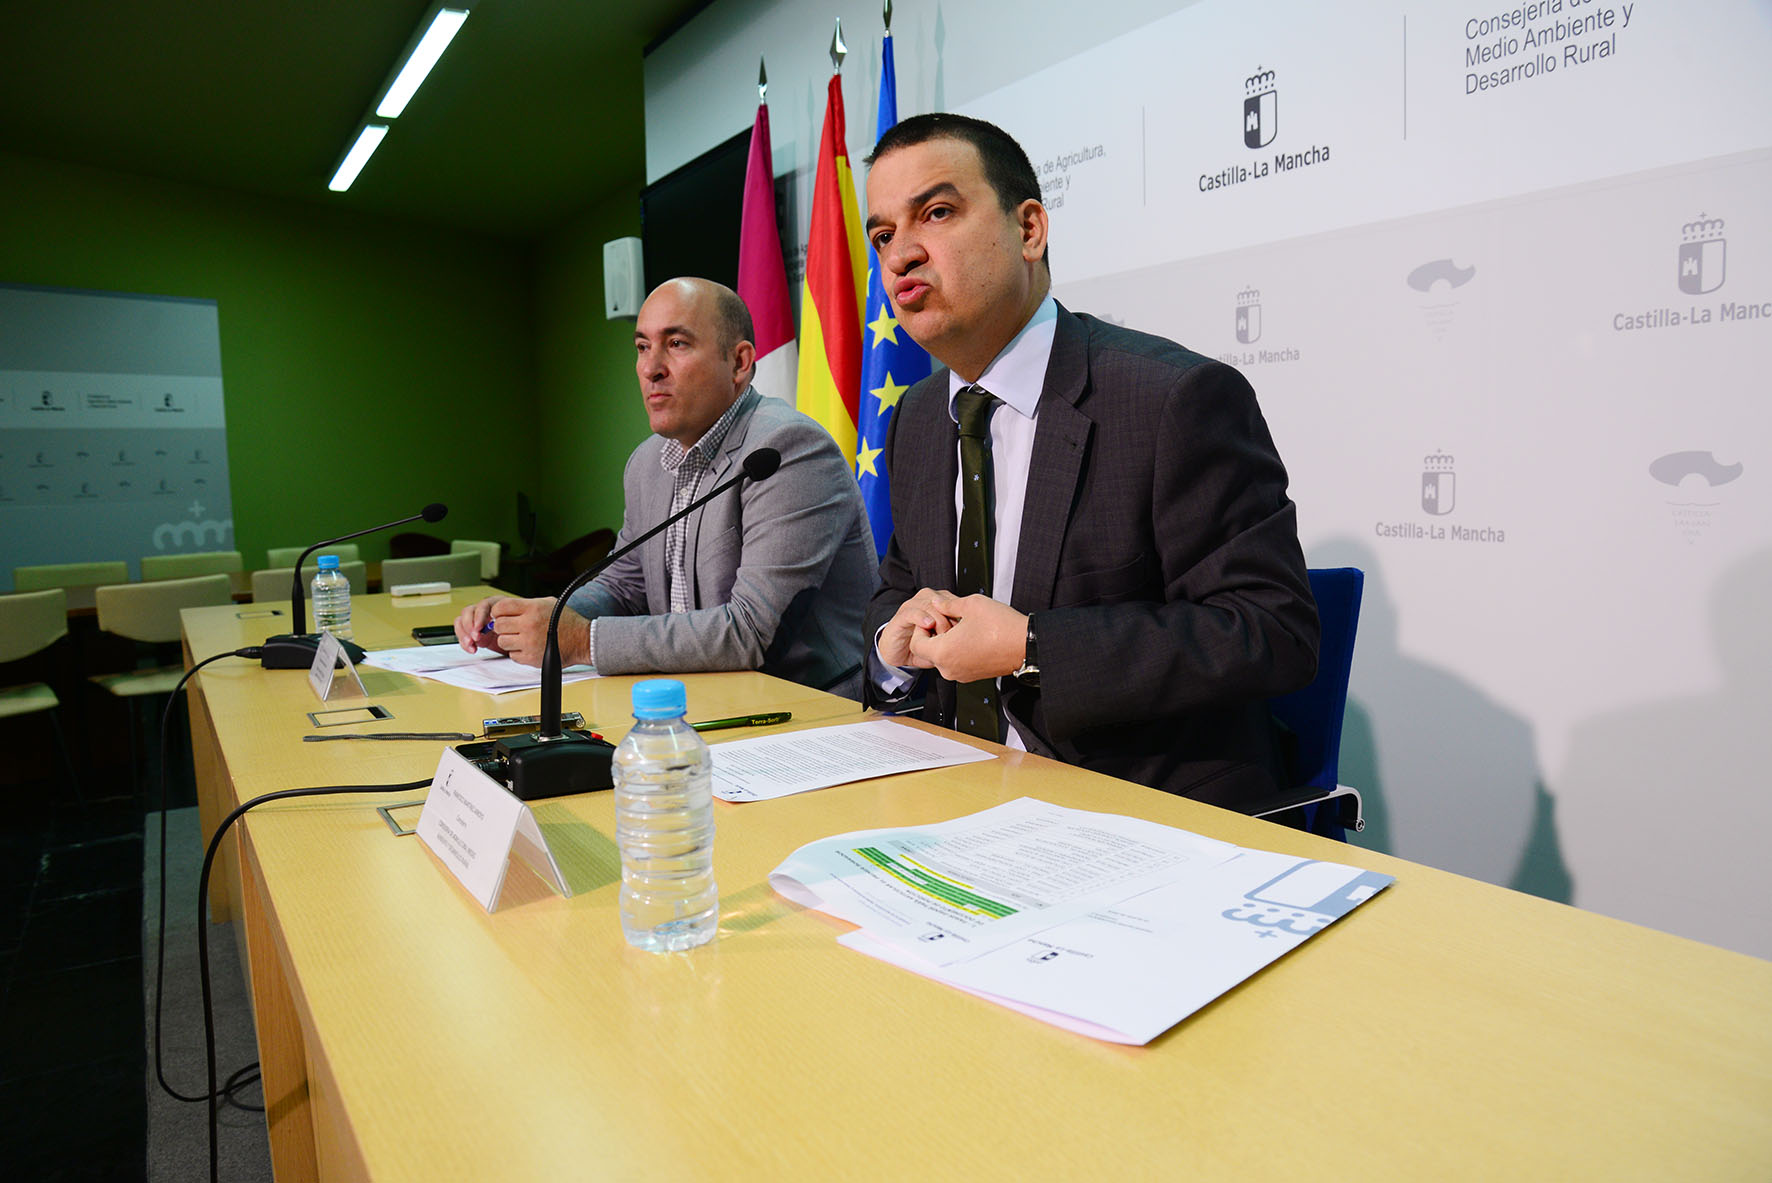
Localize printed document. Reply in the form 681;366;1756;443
769;797;1240;965
362;644;598;694
771;798;1393;1043
711;719;994;802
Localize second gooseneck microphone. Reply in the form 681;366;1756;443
260;502;449;669
484;447;781;801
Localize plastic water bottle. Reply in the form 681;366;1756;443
311;554;352;640
614;678;717;952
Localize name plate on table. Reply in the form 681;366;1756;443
308;631;368;702
418;748;572;912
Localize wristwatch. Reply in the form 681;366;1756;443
1011;617;1040;687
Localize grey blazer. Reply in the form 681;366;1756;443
570;388;876;698
866;305;1319;806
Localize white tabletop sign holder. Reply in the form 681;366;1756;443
307;630;369;702
417;747;572;912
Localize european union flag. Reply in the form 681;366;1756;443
856;28;930;559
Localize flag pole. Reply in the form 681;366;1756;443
855;0;931;555
738;52;797;401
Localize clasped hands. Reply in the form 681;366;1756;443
878;589;1028;684
453;595;592;668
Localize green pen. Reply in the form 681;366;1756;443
691;711;792;732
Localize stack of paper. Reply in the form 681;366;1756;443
361;644;599;695
711;719;996;801
770;798;1393;1044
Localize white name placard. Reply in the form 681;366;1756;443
418;748;571;912
308;631;367;702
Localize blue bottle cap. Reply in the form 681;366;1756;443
316;554;340;570
631;678;687;719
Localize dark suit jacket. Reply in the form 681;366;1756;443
866;304;1319;807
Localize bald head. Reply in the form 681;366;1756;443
633;278;759;445
650;277;755;357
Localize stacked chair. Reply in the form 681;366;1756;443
0;587;85;810
89;573;233;798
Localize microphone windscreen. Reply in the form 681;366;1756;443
422;502;449;523
742;448;781;482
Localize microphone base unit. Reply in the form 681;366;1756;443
455;730;616;800
259;633;368;670
483;452;774;800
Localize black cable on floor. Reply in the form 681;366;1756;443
197;776;433;1183
221;1061;264;1113
151;651;462;1111
151;648;262;1107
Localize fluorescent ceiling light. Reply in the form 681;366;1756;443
329;124;389;192
376;7;470;119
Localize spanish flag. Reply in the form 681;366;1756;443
795;73;867;464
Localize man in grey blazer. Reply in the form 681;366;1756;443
455;278;876;698
862;115;1319;806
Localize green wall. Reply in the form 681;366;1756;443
528;189;652;550
0;148;633;569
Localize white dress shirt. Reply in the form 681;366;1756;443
876;296;1059;750
947;295;1057;615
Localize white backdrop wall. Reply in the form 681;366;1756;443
0;284;234;586
645;0;1772;959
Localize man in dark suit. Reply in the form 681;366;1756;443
862;113;1319;807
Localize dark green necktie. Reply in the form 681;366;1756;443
954;386;999;742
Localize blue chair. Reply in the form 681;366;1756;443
1244;567;1365;840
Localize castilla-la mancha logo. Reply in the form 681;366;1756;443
1236;287;1261;344
1378;449;1503;544
1678;213;1726;295
1244;67;1277;149
1421;450;1456;515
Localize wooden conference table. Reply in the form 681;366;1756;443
181;591;1772;1181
